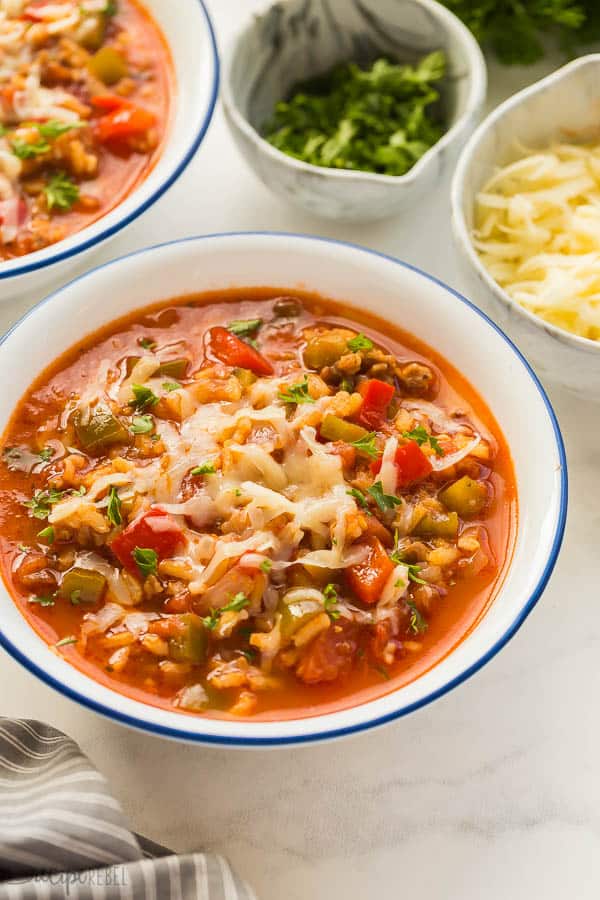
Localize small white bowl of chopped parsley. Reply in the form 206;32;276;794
222;0;486;222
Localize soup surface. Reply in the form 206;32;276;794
0;290;517;720
0;0;172;260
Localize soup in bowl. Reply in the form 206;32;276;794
0;234;566;745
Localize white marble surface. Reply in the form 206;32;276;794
0;5;598;899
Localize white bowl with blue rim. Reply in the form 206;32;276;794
0;0;219;302
0;233;566;746
222;0;486;223
451;55;600;396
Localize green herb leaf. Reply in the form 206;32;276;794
37;119;84;140
190;462;216;476
55;635;77;648
107;486;122;527
105;0;117;15
38;447;54;462
70;589;82;606
347;333;373;352
278;376;314;405
407;600;428;634
29;594;55;607
351;432;380;459
259;559;272;573
23;488;70;520
138;337;156;350
347;487;368;509
44;172;79;211
373;663;390;681
202;592;249;630
367;480;402;512
227;318;263;337
402;425;444;457
130;415;154;435
130;383;159;411
12;138;50;159
323;583;340;620
37;525;54;544
133;546;158;578
162;381;180;392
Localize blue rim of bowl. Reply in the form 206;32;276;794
0;232;568;746
0;0;220;281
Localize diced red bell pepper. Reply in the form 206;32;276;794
208;326;274;376
345;536;395;606
110;509;184;573
371;440;433;486
94;99;156;143
356;379;395;429
296;622;359;684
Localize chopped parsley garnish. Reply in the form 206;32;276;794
162;381;180;392
228;318;263;337
278;376;314;405
12;138;50;159
402;425;444;457
130;383;159;411
347;487;368;509
130;415;154;435
323;583;341;620
373;663;390;681
133;546;158;578
29;595;55;608
190;462;216;476
70;590;82;606
37;119;84;140
259;559;272;574
37;526;54;544
202;592;249;630
347;333;373;352
351;432;380;459
106;486;122;527
44;172;79;211
138;337;156;350
24;487;81;520
55;635;77;648
105;0;118;15
367;480;402;512
38;447;54;462
407;600;428;634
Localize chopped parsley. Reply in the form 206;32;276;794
351;431;380;459
402;425;444;457
227;318;263;337
28;595;55;607
347;487;368;509
347;333;373;352
38;447;54;462
138;337;156;351
373;663;390;681
162;381;180;392
367;480;402;512
130;415;154;435
323;583;340;620
190;462;216;476
130;383;159;411
24;487;83;520
12;138;50;159
259;559;272;574
202;592;249;630
37;119;84;140
55;635;77;648
44;172;79;211
278;376;314;405
133;546;158;578
407;600;428;634
37;526;54;544
70;590;82;606
106;487;122;527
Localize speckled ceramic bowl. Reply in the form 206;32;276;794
222;0;486;223
451;55;600;396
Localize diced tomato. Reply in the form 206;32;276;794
94;100;156;143
371;440;433;486
208;326;274;376
356;379;395;429
110;509;184;573
346;536;395;605
296;622;359;684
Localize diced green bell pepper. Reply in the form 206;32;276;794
169;614;207;664
320;414;368;445
73;407;130;453
279;599;322;639
233;367;257;389
438;476;487;518
414;510;459;539
303;333;348;370
78;13;107;50
59;567;106;604
88;47;128;85
158;358;189;379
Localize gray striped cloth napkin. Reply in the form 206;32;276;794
0;718;256;899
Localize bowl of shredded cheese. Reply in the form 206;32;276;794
451;54;600;395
